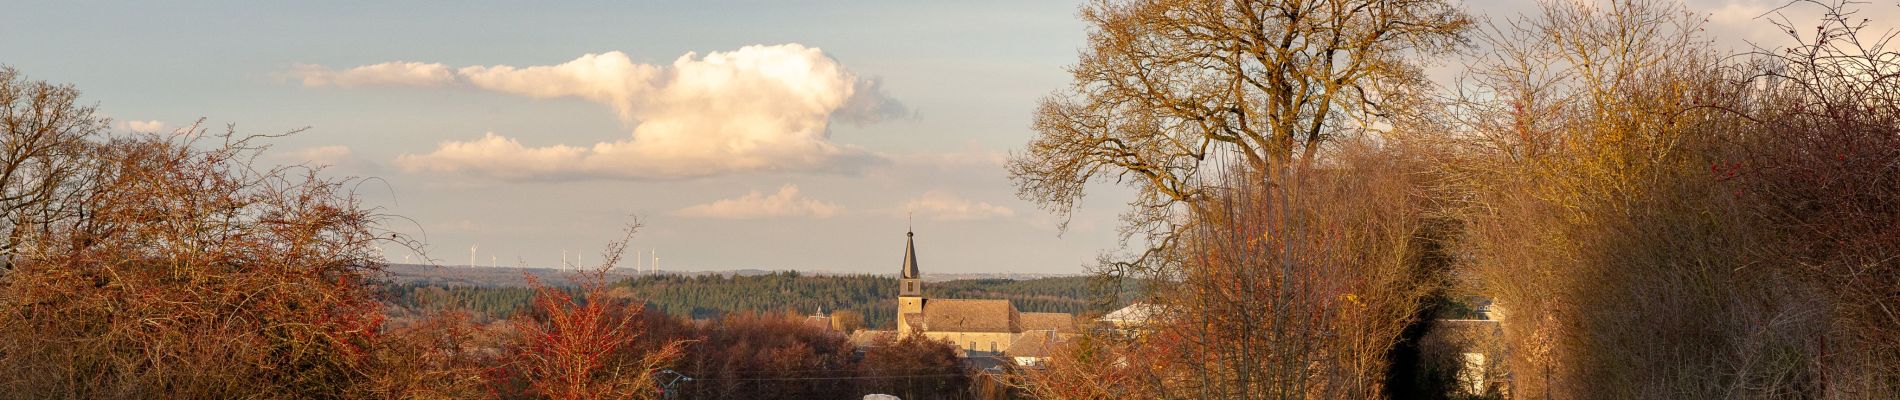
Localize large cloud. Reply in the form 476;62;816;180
675;185;842;220
297;44;904;180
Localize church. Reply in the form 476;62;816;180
887;230;1076;358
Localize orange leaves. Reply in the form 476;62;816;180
493;226;686;400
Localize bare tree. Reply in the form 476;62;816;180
1010;0;1470;272
0;66;104;268
1009;2;1470;397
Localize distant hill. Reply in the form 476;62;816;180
379;269;1124;328
377;263;644;287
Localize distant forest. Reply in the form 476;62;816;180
380;271;1123;328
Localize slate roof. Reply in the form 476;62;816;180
1020;312;1076;333
922;299;1019;333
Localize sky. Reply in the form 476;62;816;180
2;0;1892;275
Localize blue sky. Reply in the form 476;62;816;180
2;0;1884;274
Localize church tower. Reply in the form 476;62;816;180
896;230;925;335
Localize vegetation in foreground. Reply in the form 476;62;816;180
1006;0;1900;399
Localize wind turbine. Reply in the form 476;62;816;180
469;244;478;268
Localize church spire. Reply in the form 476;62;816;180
901;230;920;279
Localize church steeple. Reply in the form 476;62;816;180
896;230;925;334
901;231;920;279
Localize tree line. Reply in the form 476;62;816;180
382;271;1109;329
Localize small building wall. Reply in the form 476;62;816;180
925;331;1016;354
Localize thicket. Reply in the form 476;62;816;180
1011;0;1900;399
1451;1;1900;397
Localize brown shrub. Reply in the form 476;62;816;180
0;125;402;397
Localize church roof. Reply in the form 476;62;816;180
901;231;920;279
922;299;1019;333
1021;312;1077;333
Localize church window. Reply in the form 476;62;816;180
990;341;997;352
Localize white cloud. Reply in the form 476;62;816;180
301;44;905;180
120;119;172;132
675;184;842;220
903;190;1015;221
284;145;355;166
289;61;455;87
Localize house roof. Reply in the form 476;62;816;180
923;299;1018;333
848;330;896;348
1006;330;1059;358
1021;312;1076;333
1102;303;1161;325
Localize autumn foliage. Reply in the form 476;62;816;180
488;227;685;400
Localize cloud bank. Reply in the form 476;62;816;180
294;44;905;180
676;185;841;219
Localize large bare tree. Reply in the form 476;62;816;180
1010;0;1471;271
